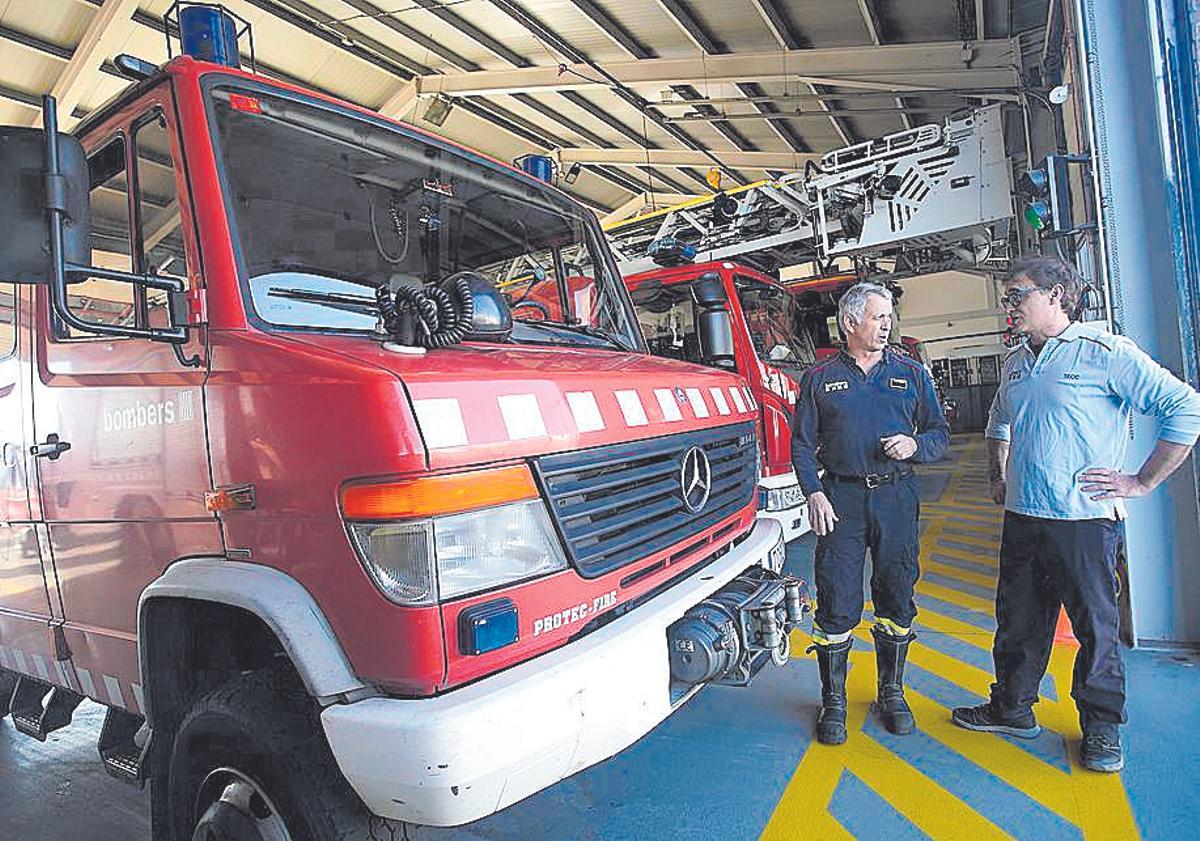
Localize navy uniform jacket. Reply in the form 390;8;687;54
792;348;950;494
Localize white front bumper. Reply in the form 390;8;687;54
320;518;784;827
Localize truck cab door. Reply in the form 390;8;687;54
28;89;223;714
0;284;67;686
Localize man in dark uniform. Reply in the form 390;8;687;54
793;282;950;745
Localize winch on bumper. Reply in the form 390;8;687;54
667;566;809;697
319;519;803;827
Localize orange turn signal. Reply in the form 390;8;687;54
341;464;539;520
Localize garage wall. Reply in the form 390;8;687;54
1078;0;1200;644
895;271;1008;359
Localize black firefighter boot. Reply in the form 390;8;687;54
809;638;852;745
871;625;916;735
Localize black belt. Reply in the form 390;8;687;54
827;470;913;490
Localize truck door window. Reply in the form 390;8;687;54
631;284;702;364
0;283;15;357
735;277;816;369
66;138;135;334
133;112;187;328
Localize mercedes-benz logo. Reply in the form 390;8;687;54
679;446;712;514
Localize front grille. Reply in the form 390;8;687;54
534;421;757;578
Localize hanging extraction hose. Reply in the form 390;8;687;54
375;271;476;348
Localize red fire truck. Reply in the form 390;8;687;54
625;262;814;543
0;11;805;837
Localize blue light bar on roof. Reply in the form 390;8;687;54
179;4;241;68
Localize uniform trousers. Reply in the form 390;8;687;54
814;472;921;636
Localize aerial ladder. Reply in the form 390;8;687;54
603;105;1015;279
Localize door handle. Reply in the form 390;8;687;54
31;433;71;460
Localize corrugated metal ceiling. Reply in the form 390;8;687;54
1;0;1051;212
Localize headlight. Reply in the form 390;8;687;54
343;465;568;605
432;500;567;600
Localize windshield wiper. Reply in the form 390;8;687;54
518;319;627;350
268;286;378;316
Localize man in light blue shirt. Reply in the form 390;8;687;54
951;256;1200;773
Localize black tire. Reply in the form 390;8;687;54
162;666;402;841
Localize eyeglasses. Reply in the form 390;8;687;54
998;285;1042;309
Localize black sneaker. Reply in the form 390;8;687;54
951;702;1042;739
1080;731;1124;773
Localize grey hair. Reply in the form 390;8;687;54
1006;255;1084;317
837;282;892;334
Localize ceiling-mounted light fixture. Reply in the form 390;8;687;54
422;95;454;127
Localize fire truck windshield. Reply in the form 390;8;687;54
206;84;639;349
734;279;816;369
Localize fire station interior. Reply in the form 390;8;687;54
2;1;1199;839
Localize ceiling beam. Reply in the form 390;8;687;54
602;192;699;226
33;0;140;128
857;0;912;131
551;147;819;171
0;84;41;110
569;0;650;58
411;41;1018;97
480;0;747;188
0;24;74;60
665;106;943;122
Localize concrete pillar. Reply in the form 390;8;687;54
1076;0;1200;643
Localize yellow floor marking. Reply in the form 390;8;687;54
903;607;996;648
923;540;1000;568
763;636;1012;841
914;579;996;613
931;530;1001;550
766;436;1142;839
930;519;999;534
922;559;997;590
901;691;1082;818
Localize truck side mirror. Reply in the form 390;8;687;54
4;97;189;354
0;128;91;283
691;272;736;369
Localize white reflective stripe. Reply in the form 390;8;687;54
565;391;604;432
653;389;683;422
31;653;49;682
728;387;746;413
77;667;98;700
497;393;546;440
709;387;731;415
615;390;648;426
103;674;126;709
131;683;145;715
685;387;709;418
412;398;469;449
742;386;756;409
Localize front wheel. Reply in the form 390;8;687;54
163;667;396;841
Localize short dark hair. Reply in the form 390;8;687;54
1006;255;1084;317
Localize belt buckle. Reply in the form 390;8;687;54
864;473;882;489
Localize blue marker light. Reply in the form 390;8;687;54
458;599;519;655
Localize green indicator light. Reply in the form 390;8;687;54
1024;201;1049;231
